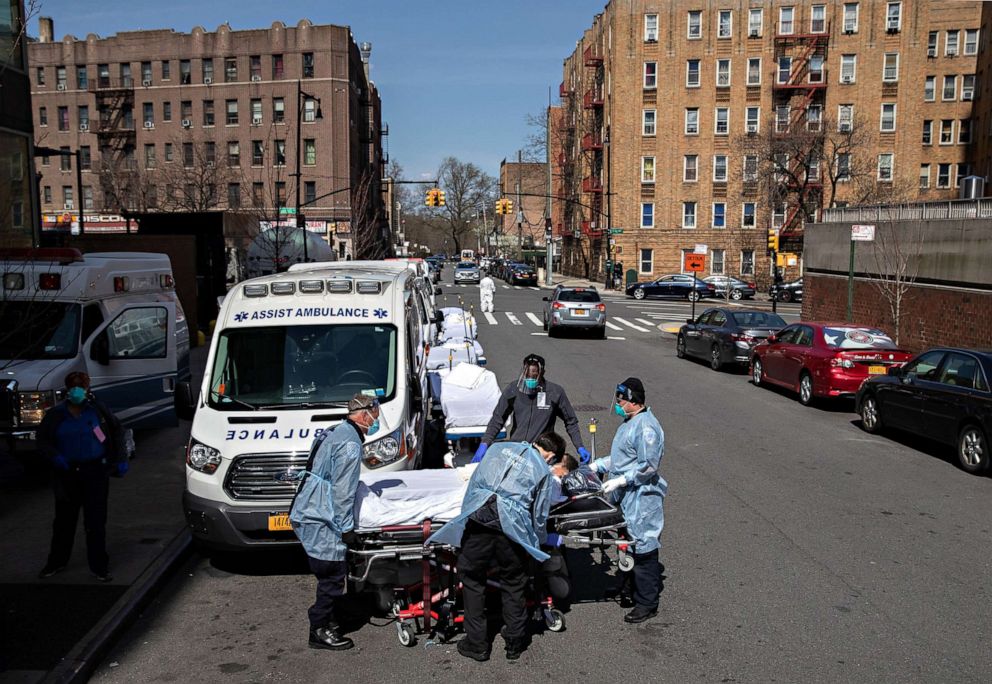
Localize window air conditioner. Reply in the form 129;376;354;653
886;27;899;34
927;48;937;58
143;121;154;129
252;116;262;125
962;89;974;101
79;123;89;132
840;122;852;132
947;48;958;57
142;79;152;87
56;83;66;91
203;77;212;84
844;28;855;35
746;123;758;134
63;203;74;210
841;75;853;84
749;30;760;38
181;119;192;128
251;75;262;82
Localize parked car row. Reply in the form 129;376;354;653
677;308;991;475
770;278;803;303
489;259;538;286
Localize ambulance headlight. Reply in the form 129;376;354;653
362;428;405;469
186;439;222;474
18;390;57;426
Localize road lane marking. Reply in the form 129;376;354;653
529;287;540;291
607;336;626;340
501;285;510;289
605;321;622;331
530;332;548;336
636;318;656;327
525;312;543;326
613;317;650;332
483;312;498;325
505;312;522;325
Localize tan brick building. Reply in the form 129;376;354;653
29;18;387;258
498;159;549;254
553;0;983;287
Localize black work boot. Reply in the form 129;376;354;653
456;639;491;662
309;626;354;651
623;605;658;624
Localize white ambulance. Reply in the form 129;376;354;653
179;264;432;550
0;248;190;451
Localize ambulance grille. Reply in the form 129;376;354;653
224;452;308;500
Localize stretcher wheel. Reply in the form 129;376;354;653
617;550;634;573
544;608;565;632
396;621;417;647
391;600;406;618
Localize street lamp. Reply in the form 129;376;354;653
294;79;323;263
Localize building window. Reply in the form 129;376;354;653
304;181;317;206
144;144;156;169
639;248;653;274
745;107;760;134
683;155;698;182
304;139;316;165
140;61;152;84
777;57;792;84
641;202;654;228
250;55;262;80
924;76;936;101
837;154;851;181
643;62;657;89
642;109;656;136
272;54;284;79
811;5;826;33
743;155;758;181
959;119;972;144
711;249;726;275
205;141;216;166
275;140;286;166
641;156;656;183
39;107;47;126
807;54;824;84
747;58;761;86
63;186;74;209
142;102;154;126
226;99;238;125
775;105;790;133
682;202;697;228
840;55;856;82
922;120;933;145
919;164;930;189
945;30;960;56
183;142;194;168
713;155;728;182
937;163;951;188
81;186;94;211
712;202;726;228
227;141;240;166
163;101;172;121
964;29;979;55
742;203;756;228
716;59;731;88
251;98;263;125
942;75;957;101
43;186;52;204
927;31;939;56
164;142;173;162
877;153;893;181
687;10;702;39
779;7;794;35
181;100;192;120
962;74;976;100
843;3;859;33
161;60;171;80
201;58;213;83
304;98;317;122
685;108;699;135
806;105;822;132
97;63;109;88
880;103;896;132
956;163;972;187
273;98;285;123
79;146;91;170
740;250;755;276
228;183;241;208
225;57;237;82
253;182;265;207
252;140;264;165
718;10;732;38
57;106;69;131
302;52;315;78
76;65;87;89
685;60;699;87
882;53;899;82
748;9;763;36
644;14;658;42
59;147;71;171
276;181;287;205
886;3;901;32
203;100;214;126
36;66;45;85
715;107;729;135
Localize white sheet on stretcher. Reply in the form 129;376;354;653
355;469;468;528
441;363;500;429
439;308;477;340
426;338;484;370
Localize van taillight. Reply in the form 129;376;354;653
38;273;61;290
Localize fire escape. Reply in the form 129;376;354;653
91;75;136;206
580;45;604;239
557;79;576;237
771;22;829;253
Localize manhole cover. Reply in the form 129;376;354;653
572;404;607;412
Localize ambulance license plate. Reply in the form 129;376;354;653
268;514;292;531
574;309;588;316
868;365;886;375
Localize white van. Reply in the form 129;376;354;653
0;248;189;449
179;264;432;550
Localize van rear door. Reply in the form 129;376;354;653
84;301;179;429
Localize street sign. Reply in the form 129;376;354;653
683;252;707;273
279;207;297;216
851;224;875;241
609;228;623;235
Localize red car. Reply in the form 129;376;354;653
750;322;913;406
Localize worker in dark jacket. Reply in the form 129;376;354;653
37;371;127;582
474;354;590;463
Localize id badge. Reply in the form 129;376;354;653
537;391;549;409
93;425;107;443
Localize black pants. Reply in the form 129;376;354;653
47;462;109;574
307;556;348;629
458;520;531;653
621;549;664;611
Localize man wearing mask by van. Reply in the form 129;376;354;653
37;372;127;582
590;377;668;624
290;393;380;652
474;354;591;464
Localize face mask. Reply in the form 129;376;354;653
366;416;380;436
67;387;88;405
524;378;539;390
614;403;627;418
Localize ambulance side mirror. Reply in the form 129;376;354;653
175;382;195;421
90;334;110;366
435;287;442;295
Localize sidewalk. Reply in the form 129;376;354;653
0;348;206;681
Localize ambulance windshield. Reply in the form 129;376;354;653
208;323;397;409
0;302;81;361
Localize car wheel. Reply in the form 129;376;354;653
676;335;686;359
798;372;815;406
730;289;743;301
780;291;793;303
542;315;548;331
687;291;701;302
548;323;557;338
633;288;646;300
752;358;763;386
709;344;723;371
958;424;989;474
598;326;607;340
860;395;883;434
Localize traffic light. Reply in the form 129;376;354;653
505;199;513;215
767;228;779;253
437;190;446;207
495;199;505;215
425;189;435;207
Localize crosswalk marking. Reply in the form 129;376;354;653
529;287;540;291
505;312;522;325
613;317;650;332
636;318;657;328
604;321;622;331
483;312;498;325
501;285;510;289
525;312;543;326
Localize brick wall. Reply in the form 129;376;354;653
803;274;992;353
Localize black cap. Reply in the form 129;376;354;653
616;377;645;404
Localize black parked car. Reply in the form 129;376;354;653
626;274;715;301
509;264;538;286
855;347;992;474
770;278;803;303
677;308;787;370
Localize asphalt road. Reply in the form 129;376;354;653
89;270;992;683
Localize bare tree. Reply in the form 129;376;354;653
522;110;548;163
158;136;238;212
351;168;389;260
868;217;922;346
437;157;497;254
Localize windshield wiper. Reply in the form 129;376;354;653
209;390;259;411
257;400;351;410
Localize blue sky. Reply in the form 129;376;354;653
32;0;606;180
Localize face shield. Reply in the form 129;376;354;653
516;354;545;393
611;383;632;419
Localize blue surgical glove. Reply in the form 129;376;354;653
52;455;69;471
112;461;129;478
546;532;563;548
471;443;488;464
577;447;591;464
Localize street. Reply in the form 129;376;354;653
88;272;992;683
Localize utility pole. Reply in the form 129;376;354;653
545;92;553;286
294;79;323;263
516;149;523;260
604;127;612;290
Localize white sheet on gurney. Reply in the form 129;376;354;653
426;338;484;371
439;308;477;340
356;469;466;528
441;364;500;428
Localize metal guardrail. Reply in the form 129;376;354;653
821;198;992;223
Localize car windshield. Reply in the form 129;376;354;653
456;262;476;269
731;311;786;328
208;323;397;409
822;326;898;350
0;301;81;361
558;290;601;303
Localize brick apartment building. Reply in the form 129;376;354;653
498;159;549;254
1;0;37;247
28;18;387;259
552;0;984;287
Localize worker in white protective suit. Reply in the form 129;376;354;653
479;274;496;313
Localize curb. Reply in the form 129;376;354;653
44;527;192;684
